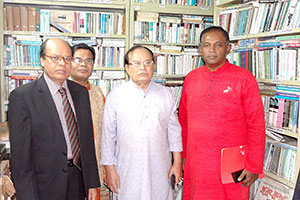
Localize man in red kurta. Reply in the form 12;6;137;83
179;26;265;199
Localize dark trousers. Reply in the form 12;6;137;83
66;165;85;200
293;171;300;200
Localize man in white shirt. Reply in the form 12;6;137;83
101;45;182;200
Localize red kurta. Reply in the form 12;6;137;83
179;61;265;200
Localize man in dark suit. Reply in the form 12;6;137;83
8;38;100;200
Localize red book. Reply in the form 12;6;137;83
221;145;264;184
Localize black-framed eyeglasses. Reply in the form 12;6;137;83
128;60;154;68
44;55;72;64
73;57;94;65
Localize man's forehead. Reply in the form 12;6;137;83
129;48;152;59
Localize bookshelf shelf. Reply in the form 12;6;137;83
133;41;199;47
93;67;124;71
154;74;186;78
230;28;300;41
257;79;300;87
215;0;241;6
4;31;127;39
4;0;128;9
264;171;296;189
5;67;43;70
132;3;213;15
266;126;298;139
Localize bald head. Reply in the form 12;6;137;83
40;38;71;59
40;38;72;86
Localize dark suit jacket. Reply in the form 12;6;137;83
8;75;100;200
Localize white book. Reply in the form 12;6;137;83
290;0;300;28
259;4;269;33
153;22;157;43
283;0;298;29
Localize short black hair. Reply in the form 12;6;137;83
39;38;71;58
72;43;96;62
39;39;49;58
200;26;230;45
124;45;154;66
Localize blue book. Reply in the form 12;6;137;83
276;85;300;92
275;92;300;100
292;100;299;133
259;41;282;47
50;21;71;33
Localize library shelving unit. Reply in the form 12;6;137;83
0;0;131;122
215;0;300;194
129;0;214;78
128;0;214;107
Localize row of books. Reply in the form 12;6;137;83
218;0;300;38
134;13;213;44
156;52;203;75
4;69;126;102
264;139;297;182
4;6;125;35
135;0;213;7
262;95;299;134
4;36;42;67
168;86;183;108
228;46;300;81
88;79;125;96
4;72;40;102
95;46;125;68
4;36;126;68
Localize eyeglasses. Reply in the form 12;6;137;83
128;60;154;68
73;57;94;65
45;55;72;64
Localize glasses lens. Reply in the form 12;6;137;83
144;61;153;66
64;56;72;63
51;55;60;63
85;58;94;64
74;57;82;64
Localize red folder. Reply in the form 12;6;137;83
221;145;264;184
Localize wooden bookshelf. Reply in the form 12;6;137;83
129;0;213;79
0;0;131;121
215;0;300;193
0;0;216;121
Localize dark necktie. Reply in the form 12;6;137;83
58;87;80;166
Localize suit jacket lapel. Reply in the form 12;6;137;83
37;75;64;132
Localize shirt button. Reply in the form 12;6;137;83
208;94;210;96
211;80;213;82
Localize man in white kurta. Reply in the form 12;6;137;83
101;46;182;200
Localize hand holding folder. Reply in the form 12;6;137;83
221;145;264;184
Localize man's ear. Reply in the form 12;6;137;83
198;46;202;56
40;57;45;67
226;43;232;55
